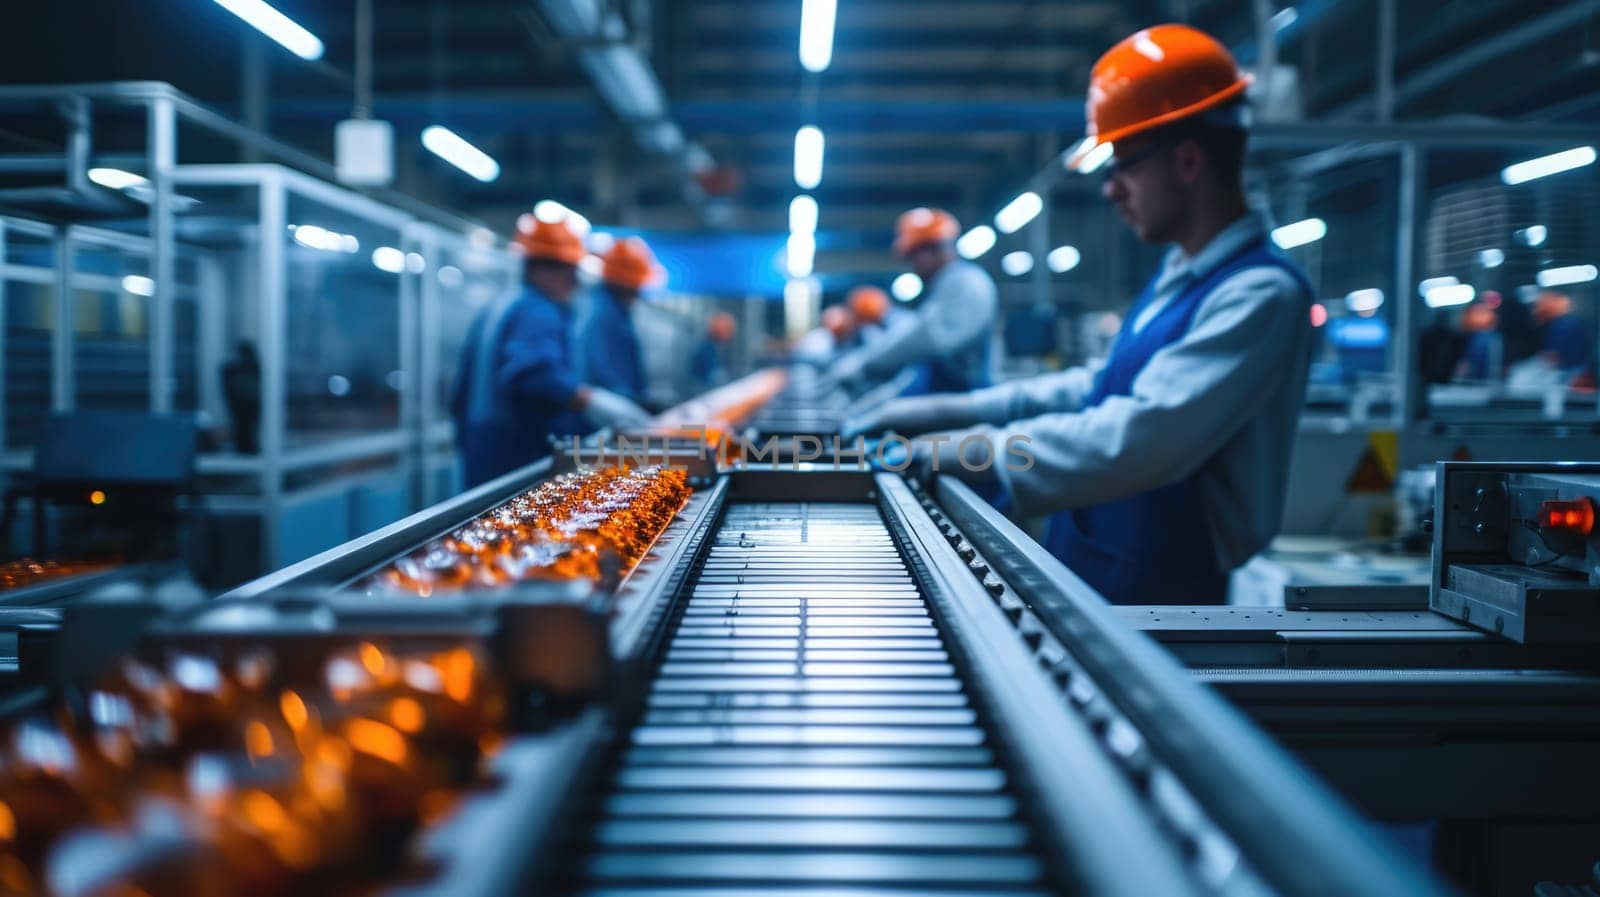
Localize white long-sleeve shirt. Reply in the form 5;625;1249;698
961;211;1312;571
849;259;998;386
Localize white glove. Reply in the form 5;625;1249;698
842;393;982;440
582;387;652;430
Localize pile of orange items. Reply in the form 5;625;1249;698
0;559;116;592
0;641;505;897
368;465;691;596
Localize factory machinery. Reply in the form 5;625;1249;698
0;370;1457;896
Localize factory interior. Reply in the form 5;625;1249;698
2;1;1600;895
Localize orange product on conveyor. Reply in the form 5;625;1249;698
0;640;506;896
366;465;691;596
0;558;117;592
650;368;789;442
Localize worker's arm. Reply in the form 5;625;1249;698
579;311;640;399
499;304;582;408
845;359;1107;438
850;264;998;380
979;267;1308;514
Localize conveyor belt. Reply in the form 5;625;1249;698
562;501;1054;895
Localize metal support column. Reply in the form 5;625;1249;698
149;96;176;413
242;41;267;161
1395;144;1423;427
0;222;7;458
1030;136;1054;313
258;176;287;568
417;238;443;505
52;228;74;412
399;228;424;510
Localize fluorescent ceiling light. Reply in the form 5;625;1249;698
1479;248;1505;269
994;191;1043;235
438;266;465;288
1345;288;1384;313
405;252;426;274
1001;251;1034;276
1047;245;1081;273
121;275;155;297
1423;283;1476;308
289;224;358;253
1271;217;1326;249
891;273;922;301
1517;225;1548;247
421;126;500;183
786;232;816;279
1418;275;1459;297
88;168;150;190
1501;146;1596;185
789;195;819;235
794;126;825;190
588;231;616;254
1269;7;1299;31
1537;264;1598;287
956;225;996;259
799;0;837;73
533;199;589;236
210;0;324;60
372;246;405;274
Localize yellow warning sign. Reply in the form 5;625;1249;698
1347;430;1400;494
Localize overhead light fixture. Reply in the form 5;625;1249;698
588;231;616;254
789;195;819;235
405;252;426;274
786;232;816;279
438;266;465;288
1516;225;1548;247
289;224;359;253
121;275;156;297
956;225;996;259
372;246;405;274
799;0;837;73
421;126;500;183
1418;275;1459;298
1271;217;1326;249
1423;283;1476;308
1345;288;1385;313
1537;264;1598;287
88;168;150;190
1479;248;1505;269
1047;245;1081;273
1501;146;1596;185
1001;251;1034;276
533;199;589;236
794;126;825;190
994;191;1043;235
210;0;324;60
891;273;922;301
1268;7;1299;31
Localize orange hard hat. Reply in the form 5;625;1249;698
848;286;890;325
1534;291;1573;326
601;237;665;291
708;311;737;342
513;217;586;266
1461;302;1498;332
821;305;853;339
894;208;960;256
1067;24;1252;168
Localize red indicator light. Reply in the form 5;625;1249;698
1540;498;1595;536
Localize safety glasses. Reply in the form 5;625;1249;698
1102;140;1169;181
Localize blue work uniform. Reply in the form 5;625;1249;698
689;340;727;389
576;289;646;403
450;285;585;489
1043;237;1311;604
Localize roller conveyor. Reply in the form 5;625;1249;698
561;501;1053;894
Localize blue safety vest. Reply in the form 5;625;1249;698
1043;238;1310;604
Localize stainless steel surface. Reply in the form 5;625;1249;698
564;501;1057;895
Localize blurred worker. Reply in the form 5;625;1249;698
1533;290;1589;376
824;209;997;393
1417;310;1465;386
577;237;663;405
690;311;738;390
852;25;1312;605
848;285;893;340
451;218;651;489
221;341;261;454
1456;298;1502;382
846;283;934;401
792;305;857;367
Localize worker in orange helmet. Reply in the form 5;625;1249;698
853;24;1314;605
847;285;891;330
451;216;651;488
822;208;997;394
791;304;858;368
577;236;665;407
690;311;738;390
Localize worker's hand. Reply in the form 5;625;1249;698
843;393;981;440
877;429;1001;492
819;353;869;394
581;387;653;431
